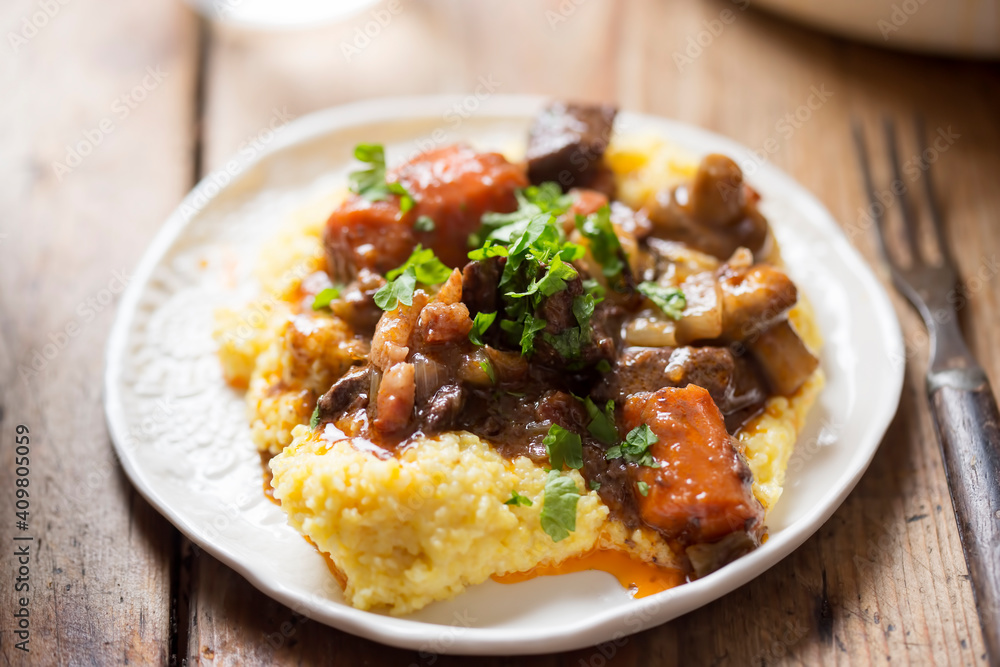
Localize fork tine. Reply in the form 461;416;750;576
882;117;923;263
851;120;895;263
913;115;952;265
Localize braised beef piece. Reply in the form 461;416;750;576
594;346;769;433
333;268;386;337
646;154;770;260
461;256;505;317
531;276;618;370
316;365;372;423
526;102;617;195
458;387;583;464
582;447;637;526
419;384;465;432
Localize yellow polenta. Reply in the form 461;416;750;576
215;139;824;615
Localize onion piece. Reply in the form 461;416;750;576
674;272;723;344
623;316;678;348
411;353;446;403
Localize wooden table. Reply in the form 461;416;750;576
3;0;999;664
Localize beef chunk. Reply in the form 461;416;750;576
421;384;465;432
316;365;372;422
532;277;617;370
526;102;617;193
461;256;505;317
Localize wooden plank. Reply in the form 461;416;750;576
184;0;1000;664
0;0;199;664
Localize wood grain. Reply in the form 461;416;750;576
4;0;1000;664
0;0;200;664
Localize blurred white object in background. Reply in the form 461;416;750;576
185;0;381;29
754;0;1000;58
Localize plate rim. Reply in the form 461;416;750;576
104;93;905;654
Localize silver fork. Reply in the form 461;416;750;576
853;117;1000;661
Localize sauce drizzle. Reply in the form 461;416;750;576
492;549;686;598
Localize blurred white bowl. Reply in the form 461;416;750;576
185;0;381;29
754;0;1000;58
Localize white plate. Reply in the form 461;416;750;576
104;95;904;655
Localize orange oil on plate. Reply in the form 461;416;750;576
492;549;686;598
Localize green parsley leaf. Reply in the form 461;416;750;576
582;278;606;302
535;255;579;297
596;359;612;374
504;490;533;507
588;480;601;491
572;293;596;341
637;282;686;320
386;245;452;284
541;470;580;542
414;215;435;232
467;183;590;359
386;181;414;214
373;266;417;311
543;328;583;360
479;358;496;384
636;481;650;497
347;143;415;220
605;424;660;468
521;182;574;215
309;404;320;429
469;311;497;346
507;255;579;301
582;397;618;445
467;242;508;261
575;206;625;279
353;143;383;163
543;424;583;470
311;286;342;310
518;314;547;356
375;245;455;312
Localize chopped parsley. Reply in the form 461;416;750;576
543;424;583;470
348;143;415;217
637;282;686;320
575;205;625;280
468;311;497;346
605;424;660;468
636;481;650;497
479;358;496;384
309;404;320;429
541;470;580;542
588;480;601;491
542;328;583;360
467;241;509;261
373;245;452;311
504;490;533;507
465;183;599;361
582;397;618;445
414;215;435;232
596;359;612;374
503;314;546;356
311;286;342;311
